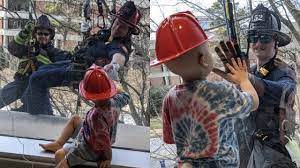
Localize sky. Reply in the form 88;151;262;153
150;0;218;29
150;0;249;39
149;0;296;40
150;0;217;39
150;0;218;20
150;0;278;26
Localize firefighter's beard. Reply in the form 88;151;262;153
37;37;51;47
38;42;51;49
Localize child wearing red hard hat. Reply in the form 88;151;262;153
151;11;259;167
40;64;129;168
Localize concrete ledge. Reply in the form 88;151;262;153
0;136;150;168
0;111;149;152
0;111;150;167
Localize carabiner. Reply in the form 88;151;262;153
96;0;105;29
97;15;105;29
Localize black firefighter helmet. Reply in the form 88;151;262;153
33;15;55;40
110;1;142;35
247;4;291;47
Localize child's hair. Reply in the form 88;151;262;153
163;42;213;81
79;64;117;101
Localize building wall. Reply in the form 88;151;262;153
0;0;81;51
0;17;3;46
149;38;182;87
150;77;164;86
64;40;78;51
36;1;45;12
0;0;4;47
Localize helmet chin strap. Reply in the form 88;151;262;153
257;40;278;78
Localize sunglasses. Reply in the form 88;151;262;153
248;33;275;44
37;32;50;36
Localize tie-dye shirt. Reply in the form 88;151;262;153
82;92;130;154
162;80;253;167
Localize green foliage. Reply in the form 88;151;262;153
51;19;60;28
150;117;162;130
207;2;249;50
45;3;61;14
206;2;225;27
44;1;81;17
149;85;172;118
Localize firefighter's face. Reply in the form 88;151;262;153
250;33;277;62
36;29;51;45
111;19;129;38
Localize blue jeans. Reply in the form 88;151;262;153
22;60;72;115
0;78;28;109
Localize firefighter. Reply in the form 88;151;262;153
214;4;297;167
0;15;70;112
22;1;141;115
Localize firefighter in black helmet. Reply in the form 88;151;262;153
214;4;297;167
0;15;70;112
245;5;297;168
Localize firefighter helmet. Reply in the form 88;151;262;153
248;4;291;47
111;1;141;35
33;15;55;40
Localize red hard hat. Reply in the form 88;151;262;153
150;11;208;66
79;64;117;101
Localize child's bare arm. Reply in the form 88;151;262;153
239;79;259;111
226;58;258;111
213;58;259;111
